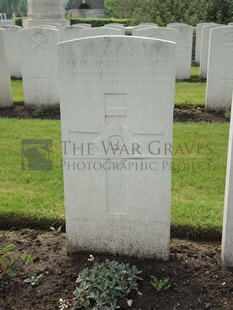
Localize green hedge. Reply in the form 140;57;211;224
14;17;132;28
70;18;132;27
15;17;23;27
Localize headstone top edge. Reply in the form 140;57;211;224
58;35;177;47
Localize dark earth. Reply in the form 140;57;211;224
1;230;233;310
0;104;229;123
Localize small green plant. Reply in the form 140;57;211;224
31;108;44;118
0;245;18;277
73;259;142;309
0;245;36;278
24;273;43;286
21;252;38;263
179;101;194;109
150;276;171;293
224;109;231;121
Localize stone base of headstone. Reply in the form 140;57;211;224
23;18;70;28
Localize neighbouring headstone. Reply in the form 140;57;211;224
0;29;13;106
133;27;177;43
195;22;214;65
140;23;158;27
104;23;124;27
21;27;59;107
167;22;189;27
199;24;221;79
104;24;125;35
167;23;193;79
23;0;70;28
222;94;233;266
74;27;122;38
206;26;233;110
73;23;91;28
132;24;158;36
58;36;176;259
0;20;14;26
1;25;22;78
60;25;87;41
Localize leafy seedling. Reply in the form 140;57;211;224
150;276;171;293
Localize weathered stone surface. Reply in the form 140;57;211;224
206;26;233;110
195;22;214;65
133;26;177;43
58;36;176;259
1;25;22;78
167;23;193;79
222;95;233;266
21;27;59;107
0;28;13;106
199;24;221;79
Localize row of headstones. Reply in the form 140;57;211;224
55;34;233;266
0;13;8;20
138;22;233;111
1;22;233;111
133;22;233;111
0;14;14;26
0;22;193;79
0;22;193;108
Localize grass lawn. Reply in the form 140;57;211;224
12;80;24;103
175;82;206;106
191;66;199;77
11;66;206;107
0;119;229;236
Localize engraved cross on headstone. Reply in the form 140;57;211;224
68;93;165;216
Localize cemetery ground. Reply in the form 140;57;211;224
2;229;233;310
1;68;233;309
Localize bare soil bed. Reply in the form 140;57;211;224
0;105;228;123
1;230;233;310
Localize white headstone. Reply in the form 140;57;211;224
74;27;122;38
104;24;125;35
0;20;14;26
58;36;176;259
21;27;59;107
199;24;221;79
133;26;177;43
140;23;158;27
104;23;124;26
167;23;187;27
132;24;158;36
60;25;87;41
167;24;193;79
0;29;13;106
206;26;233;110
195;22;214;65
73;23;91;28
222;94;233;266
1;25;22;78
